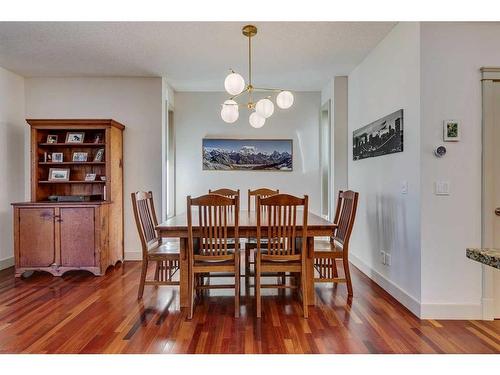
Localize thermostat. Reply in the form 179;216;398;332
434;145;447;158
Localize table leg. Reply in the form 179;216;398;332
179;238;190;308
306;236;315;306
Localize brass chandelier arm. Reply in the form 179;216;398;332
229;87;250;101
252;86;290;92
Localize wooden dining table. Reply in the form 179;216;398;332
156;209;336;307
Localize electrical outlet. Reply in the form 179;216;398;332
380;250;386;265
385;253;392;266
401;181;408;195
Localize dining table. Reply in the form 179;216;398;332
156;209;336;307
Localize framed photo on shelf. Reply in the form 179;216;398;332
443;120;460;141
51;152;63;163
94;148;105;162
48;168;70;181
72;152;88;162
93;134;103;144
66;132;85;143
85;173;97;181
46;135;58;144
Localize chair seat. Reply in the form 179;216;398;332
148;240;180;259
194;259;235;266
314;239;343;252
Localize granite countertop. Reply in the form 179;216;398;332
466;248;500;270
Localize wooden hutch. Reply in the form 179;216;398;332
12;119;124;277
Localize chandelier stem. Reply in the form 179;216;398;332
248;33;252;86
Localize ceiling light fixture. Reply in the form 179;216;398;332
221;25;294;128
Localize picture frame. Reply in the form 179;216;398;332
443;120;460;141
85;173;97;181
94;148;105;162
51;152;64;163
353;109;404;161
202;139;293;171
48;168;70;181
93;134;103;144
46;134;58;144
66;132;85;144
72;152;88;162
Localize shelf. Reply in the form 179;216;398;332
38;162;106;165
39;143;106;147
38;180;106;184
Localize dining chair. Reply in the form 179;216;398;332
255;194;309;318
131;191;180;299
313;190;358;296
244;188;280;279
187;194;240;319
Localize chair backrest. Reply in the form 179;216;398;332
131;191;160;257
209;188;240;212
256;194;308;259
209;188;240;199
187;194;239;261
248;188;279;211
331;190;359;247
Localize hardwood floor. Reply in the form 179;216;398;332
0;261;499;354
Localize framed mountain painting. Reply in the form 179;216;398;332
202;139;293;171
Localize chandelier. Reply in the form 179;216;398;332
220;25;294;128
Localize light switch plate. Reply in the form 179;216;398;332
435;181;450;195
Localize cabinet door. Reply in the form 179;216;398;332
18;208;56;267
60;207;96;267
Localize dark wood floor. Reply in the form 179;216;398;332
0;261;499;354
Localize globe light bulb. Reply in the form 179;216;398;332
249;112;265;128
276;91;294;109
255;98;275;118
221;100;239;123
224;72;245;95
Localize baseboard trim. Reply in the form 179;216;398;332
349;252;421;318
420;303;483;320
0;256;14;270
124;251;142;261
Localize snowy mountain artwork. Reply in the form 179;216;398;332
202;139;293;171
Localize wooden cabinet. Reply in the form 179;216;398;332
12;119;124;277
13;203;112;276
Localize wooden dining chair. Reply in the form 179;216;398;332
187;194;240;319
245;188;280;279
255;194;309;318
313;190;358;296
131;191;180;299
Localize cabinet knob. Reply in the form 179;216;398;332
495;208;500;216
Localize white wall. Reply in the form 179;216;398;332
25;77;163;260
174;91;321;213
0;67;25;269
420;22;500;318
348;22;422;315
333;77;348;199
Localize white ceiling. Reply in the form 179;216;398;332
0;22;395;91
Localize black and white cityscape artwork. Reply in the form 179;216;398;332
353;109;404;161
202;139;293;171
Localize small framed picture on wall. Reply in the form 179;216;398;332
443;120;460;141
